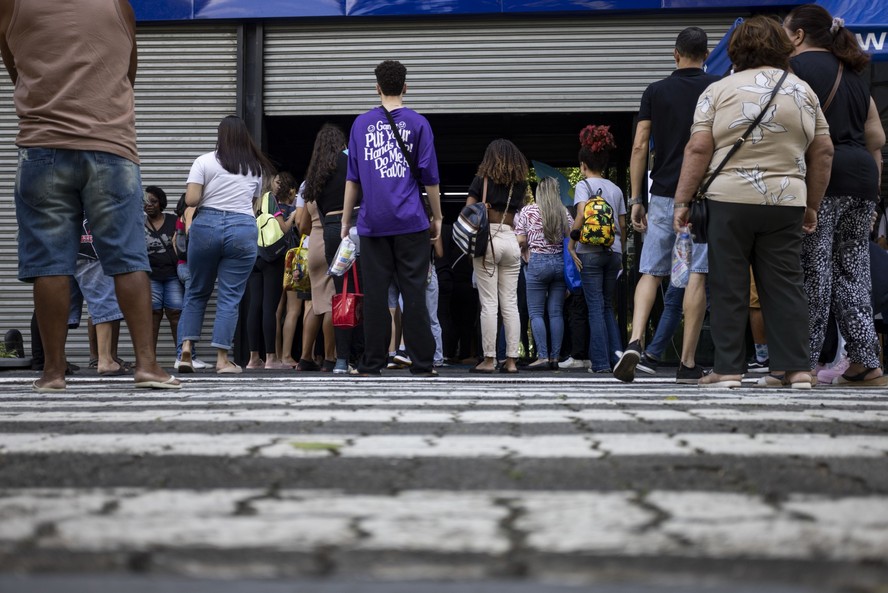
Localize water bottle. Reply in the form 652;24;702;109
671;228;692;288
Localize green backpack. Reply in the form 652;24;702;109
256;192;287;262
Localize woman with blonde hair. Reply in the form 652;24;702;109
465;138;529;374
515;177;572;370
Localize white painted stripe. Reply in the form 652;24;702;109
1;408;886;424
0;488;885;561
2;432;887;458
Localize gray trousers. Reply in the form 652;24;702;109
708;201;809;374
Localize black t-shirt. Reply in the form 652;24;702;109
144;213;178;280
316;151;362;218
638;68;721;198
467;176;526;213
790;52;879;201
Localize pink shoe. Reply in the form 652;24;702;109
816;356;850;384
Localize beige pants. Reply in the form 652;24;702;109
473;225;521;358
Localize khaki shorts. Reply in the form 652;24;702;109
749;268;760;309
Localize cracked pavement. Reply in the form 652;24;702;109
0;372;887;592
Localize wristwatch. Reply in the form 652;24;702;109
627;198;644;207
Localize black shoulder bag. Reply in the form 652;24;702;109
381;106;432;215
688;69;789;244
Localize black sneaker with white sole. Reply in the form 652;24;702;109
613;341;642;383
676;362;704;384
637;352;659;375
747;358;769;373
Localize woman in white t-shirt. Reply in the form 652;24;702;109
177;116;273;374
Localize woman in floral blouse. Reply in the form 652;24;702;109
672;16;834;389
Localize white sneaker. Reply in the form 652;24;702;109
558;357;587;370
175;357;208;370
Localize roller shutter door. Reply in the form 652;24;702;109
264;15;733;116
0;26;238;367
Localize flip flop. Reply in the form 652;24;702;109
469;366;495;374
499;367;519;375
177;360;195;374
217;362;243;375
32;380;65;393
134;376;182;390
98;367;128;376
755;374;786;388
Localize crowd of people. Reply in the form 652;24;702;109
6;0;886;391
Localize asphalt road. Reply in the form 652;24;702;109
0;366;886;593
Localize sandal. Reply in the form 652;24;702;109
832;368;888;388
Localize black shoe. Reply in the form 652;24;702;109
676;362;704;384
392;350;412;367
637;352;659;375
410;369;439;377
613;341;642;383
296;358;320;372
4;329;25;358
747;358;770;373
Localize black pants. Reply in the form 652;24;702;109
563;291;589;360
246;256;285;355
708;201;809;374
324;219;364;364
359;230;435;374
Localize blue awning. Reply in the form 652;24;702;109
131;0;796;21
703;1;888;67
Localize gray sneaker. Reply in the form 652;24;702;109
676;362;704;384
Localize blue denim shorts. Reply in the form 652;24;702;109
639;195;708;275
15;147;150;281
151;277;185;310
68;257;124;326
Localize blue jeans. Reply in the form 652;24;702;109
579;250;622;371
178;208;257;350
69;257;124;326
645;282;685;360
150;277;185;311
525;252;566;359
14;147;149;280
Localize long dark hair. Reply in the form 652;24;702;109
303;124;347;203
785;4;870;73
476;138;528;186
215;115;273;178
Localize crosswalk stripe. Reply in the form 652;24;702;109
3;432;888;458
1;488;885;561
1;408;886;423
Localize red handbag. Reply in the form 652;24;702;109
332;263;363;328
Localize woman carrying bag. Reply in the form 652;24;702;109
465;139;529;374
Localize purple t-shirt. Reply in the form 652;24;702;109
347;106;440;237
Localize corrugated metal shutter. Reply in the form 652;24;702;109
264;15;734;115
0;25;237;368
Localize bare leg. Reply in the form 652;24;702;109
110;319;121;360
680;272;707;368
628;274;666;345
281;291;303;367
113;271;177;385
33;276;70;390
165;308;180;358
749;307;767;345
95;322;122;374
301;302;321;363
274;292;286;361
322;312;335;362
151;309;163;354
88;318;98;364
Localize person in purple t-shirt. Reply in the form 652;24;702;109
341;60;444;377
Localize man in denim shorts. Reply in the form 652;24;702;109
0;0;179;391
613;27;721;384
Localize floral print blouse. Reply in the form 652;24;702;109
691;68;830;207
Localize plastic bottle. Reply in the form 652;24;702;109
327;236;356;276
671;228;692;288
